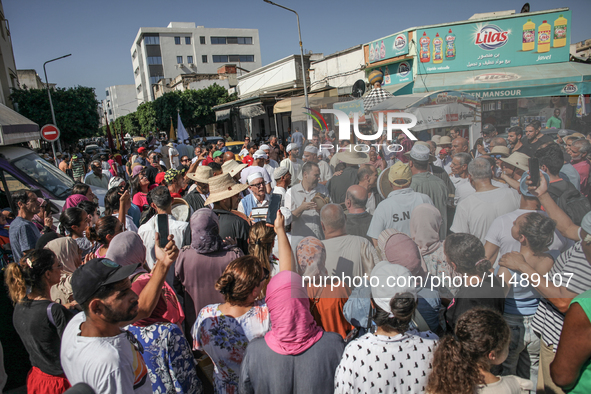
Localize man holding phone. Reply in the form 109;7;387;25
238;172;270;223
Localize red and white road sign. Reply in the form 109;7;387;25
41;124;61;142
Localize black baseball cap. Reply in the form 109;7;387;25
482;124;496;134
71;258;139;305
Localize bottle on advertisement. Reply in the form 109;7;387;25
553;14;567;48
538;20;551;53
379;40;386;59
369;43;375;62
419;32;431;63
384;66;391;85
433;33;443;64
445;29;456;59
522;19;536;51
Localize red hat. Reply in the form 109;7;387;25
138;147;147;154
155;172;166;184
440;148;448;155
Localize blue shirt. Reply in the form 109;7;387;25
9;216;41;262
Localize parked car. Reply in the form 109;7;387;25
226;141;245;160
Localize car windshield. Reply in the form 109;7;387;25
13;153;75;199
227;144;242;154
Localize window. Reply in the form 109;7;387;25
226;37;238;44
228;55;255;62
134;67;139;76
200;36;205;44
177;56;183;64
144;36;159;45
132;50;137;59
212;55;228;63
202;55;208;63
174;36;181;45
238;37;252;44
187;56;193;64
108;109;112;115
185;37;191;45
105;90;109;96
147;56;162;65
211;37;226;45
137;84;142;92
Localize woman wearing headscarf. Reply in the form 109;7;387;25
410;203;458;299
105;231;201;394
296;236;352;339
45;238;82;308
174;208;243;334
62;183;95;211
239;269;345;394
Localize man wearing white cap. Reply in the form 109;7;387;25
299;145;333;185
238;172;271;223
279;143;303;187
273;166;291;206
260;144;279;187
240;150;272;194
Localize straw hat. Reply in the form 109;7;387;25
404;144;435;162
204;174;248;206
490;146;510;157
431;135;442;144
500;152;530;172
338;151;370;165
171;198;191;222
222;160;247;177
437;136;452;146
187;166;213;183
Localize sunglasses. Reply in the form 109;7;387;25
490;154;504;159
250;182;265;188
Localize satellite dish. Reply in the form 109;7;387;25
352;79;366;98
521;3;530;13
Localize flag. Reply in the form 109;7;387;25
105;117;115;151
169;117;176;141
177;112;190;141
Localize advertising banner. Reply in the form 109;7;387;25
416;10;571;74
369;60;414;87
333;99;366;125
369;31;409;63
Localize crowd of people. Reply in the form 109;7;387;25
2;118;591;394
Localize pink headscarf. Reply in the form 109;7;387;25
264;271;324;355
410;203;443;256
63;194;88;211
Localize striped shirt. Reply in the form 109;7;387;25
532;241;591;350
71;159;85;178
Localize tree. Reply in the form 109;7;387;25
136;101;156;135
10;86;100;145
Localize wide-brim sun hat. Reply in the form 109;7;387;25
500;152;529;172
222;160;247;178
187;165;213;183
171;198;191;222
490;146;510;157
437;136;452;146
204;173;249;206
338;151;370;165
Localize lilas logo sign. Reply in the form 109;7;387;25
305;108;418;152
474;25;509;50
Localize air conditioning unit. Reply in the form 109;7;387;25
178;63;184;68
190;63;196;68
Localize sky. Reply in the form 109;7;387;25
5;0;591;102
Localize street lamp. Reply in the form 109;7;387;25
43;54;71;153
263;0;309;111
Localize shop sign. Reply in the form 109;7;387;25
369;60;414;87
416;10;571;74
333;99;366;125
369;31;409;63
472;72;521;83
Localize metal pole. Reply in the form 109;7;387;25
50;142;57;168
263;1;309;111
43;54;71;154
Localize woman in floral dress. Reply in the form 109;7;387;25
192;255;271;394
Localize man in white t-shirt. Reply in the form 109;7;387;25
450;157;521;244
61;244;177;394
168;143;179;168
298;145;333;185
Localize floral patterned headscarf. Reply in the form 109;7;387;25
296;237;328;279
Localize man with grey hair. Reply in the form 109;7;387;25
490;136;508;149
450;157;521;244
568;138;591;197
320;203;379;279
84;160;109;189
344;185;373;242
450;152;472;204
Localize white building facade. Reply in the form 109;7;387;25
102;84;138;123
130;22;261;102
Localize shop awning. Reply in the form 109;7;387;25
273;89;339;115
0;103;40;145
215;109;231;122
239;103;266;119
383;81;414;96
413;62;591;99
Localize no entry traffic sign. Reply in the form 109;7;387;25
41;124;60;142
